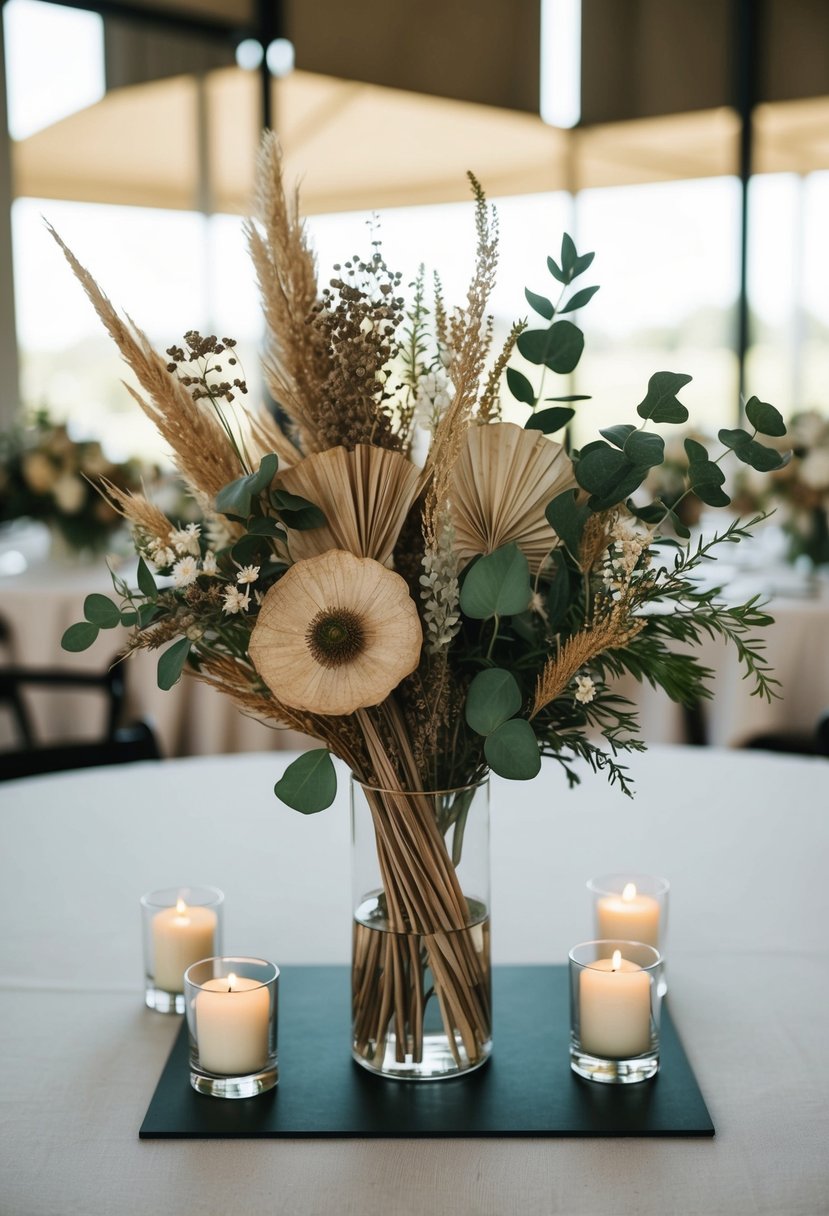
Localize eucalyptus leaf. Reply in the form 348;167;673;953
624;430;665;469
248;516;287;540
137;602;161;628
731;440;787;472
83;594;120;628
231;534;272;567
684;438;709;463
506;366;536;406
600;424;636;450
547;255;565;283
157;637;191;691
575;444;631;495
61;621;99;653
247;452;279;495
524;287;554;320
546;550;571;629
271;488;326;531
484;718;541;780
560;232;577;275
745;396;786;438
516;321;584;374
545;489;590;557
525;406;574;434
274;749;337;814
718;427;752;450
636;371;692;424
459;543;532;620
215;453;279;517
465;668;523;736
559;285;600;313
137;557;157;599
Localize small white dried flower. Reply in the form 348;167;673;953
201;551;218;576
170;526;201;557
413;367;453;434
222;585;250;615
236;565;260;585
421;510;461;655
150;546;176;571
172;555;199;587
574;675;596;705
186;624;204;641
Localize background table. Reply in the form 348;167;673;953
0;555;306;755
1;746;827;1215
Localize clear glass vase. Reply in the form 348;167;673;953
350;776;491;1081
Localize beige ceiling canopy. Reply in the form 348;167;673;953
12;67;569;215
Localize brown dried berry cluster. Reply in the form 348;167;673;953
309;244;406;450
166;332;247;404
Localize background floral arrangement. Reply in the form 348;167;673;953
56;136;789;1072
0;410;150;552
735;410;829;567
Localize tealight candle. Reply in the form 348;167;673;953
588;874;669;953
578;949;651;1058
152;898;218;993
569;940;663;1084
596;883;660;948
140;887;224;1014
195;973;270;1075
185;957;279;1098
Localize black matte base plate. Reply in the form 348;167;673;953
139;965;714;1139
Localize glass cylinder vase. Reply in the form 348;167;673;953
351;776;491;1081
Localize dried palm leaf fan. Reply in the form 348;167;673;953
450;421;577;569
277;444;424;566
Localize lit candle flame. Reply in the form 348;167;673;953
175;898;188;915
611;950;622;971
622;883;637;902
227;972;237;991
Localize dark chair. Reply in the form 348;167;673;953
743;710;829;759
0;659;161;781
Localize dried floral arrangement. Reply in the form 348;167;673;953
56;135;790;1072
0;410;149;552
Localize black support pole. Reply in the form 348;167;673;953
735;0;759;418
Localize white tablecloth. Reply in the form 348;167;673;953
1;747;827;1215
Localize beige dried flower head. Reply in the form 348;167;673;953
249;550;422;716
449;421;577;570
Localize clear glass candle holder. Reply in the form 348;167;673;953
587;874;669;989
184;957;279;1098
569;940;663;1084
140;886;224;1014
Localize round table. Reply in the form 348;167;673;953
1;746;827;1215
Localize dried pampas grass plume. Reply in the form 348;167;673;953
450;421;577;570
277;445;424;566
47;225;244;500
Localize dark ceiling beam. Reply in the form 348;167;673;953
2;0;247;44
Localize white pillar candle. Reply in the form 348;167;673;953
195;974;271;1075
152;899;217;993
579;950;652;1058
596;883;660;948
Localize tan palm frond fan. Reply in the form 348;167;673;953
450;421;577;569
278;444;424;566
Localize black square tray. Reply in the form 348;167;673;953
140;964;714;1138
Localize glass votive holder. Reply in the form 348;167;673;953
140;886;224;1014
587;873;669;960
184;957;279;1098
569;940;663;1084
